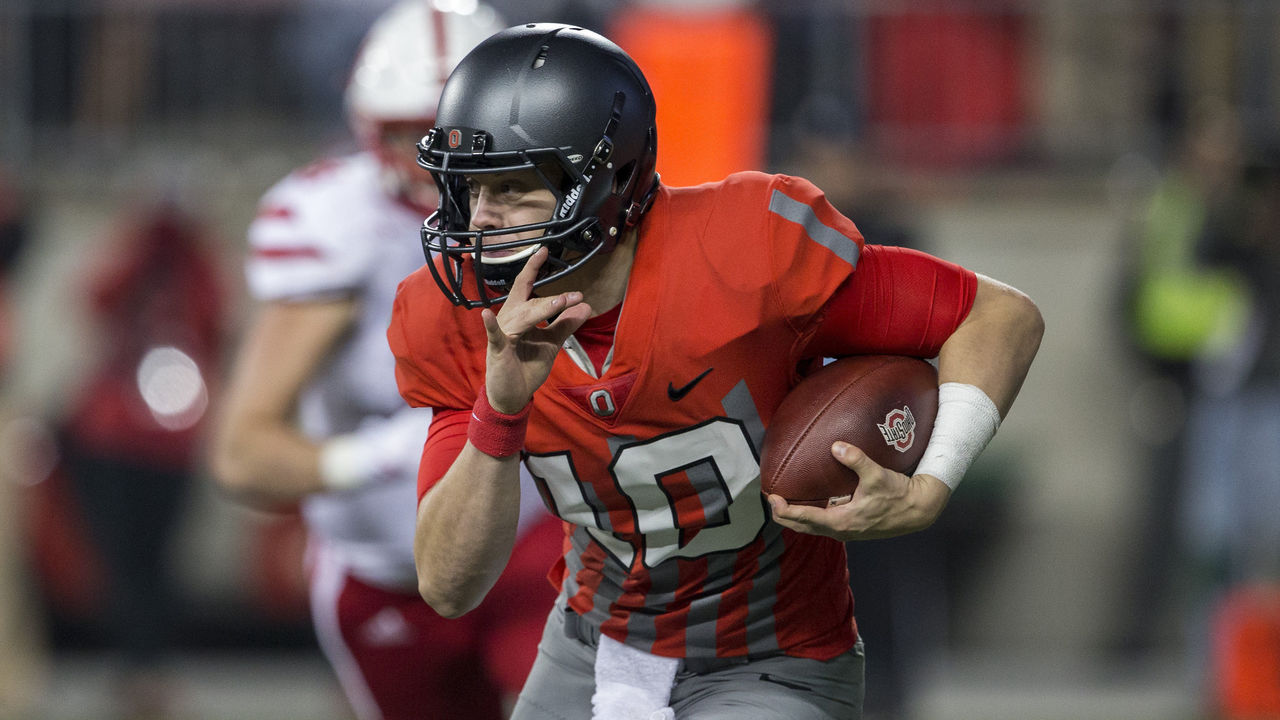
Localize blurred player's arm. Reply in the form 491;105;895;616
211;299;355;504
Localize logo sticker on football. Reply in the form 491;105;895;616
877;406;917;452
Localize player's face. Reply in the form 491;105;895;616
375;122;439;211
465;169;558;257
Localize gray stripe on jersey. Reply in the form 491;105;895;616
722;377;783;655
577;480;615;533
585;435;636;535
768;189;860;268
561;526;585;600
722;380;765;455
742;522;786;655
625;558;678;647
686;460;730;526
565;526;621;627
682;551;740;657
606;435;637;456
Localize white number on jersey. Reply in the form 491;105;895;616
526;418;768;568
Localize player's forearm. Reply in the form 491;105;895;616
936;274;1044;416
210;419;326;503
212;299;362;503
901;275;1041;501
414;443;522;617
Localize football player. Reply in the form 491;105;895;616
389;24;1044;720
210;4;563;719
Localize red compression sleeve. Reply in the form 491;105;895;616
805;244;977;358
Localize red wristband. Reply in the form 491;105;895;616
467;386;531;458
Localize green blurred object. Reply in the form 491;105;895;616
1133;269;1251;360
1131;174;1252;361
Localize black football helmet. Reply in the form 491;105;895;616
417;23;659;308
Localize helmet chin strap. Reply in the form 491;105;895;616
479;242;542;267
478;242;543;290
480;229;607;298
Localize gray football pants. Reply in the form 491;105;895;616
511;600;865;720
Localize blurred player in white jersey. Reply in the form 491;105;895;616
211;3;562;718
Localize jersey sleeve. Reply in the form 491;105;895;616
245;158;377;302
389;276;450;409
387;267;488;412
763;174;866;336
418;407;468;501
388;268;493;499
805;243;978;358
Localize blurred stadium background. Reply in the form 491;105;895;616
3;0;1279;719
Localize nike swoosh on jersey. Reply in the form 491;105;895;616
667;367;713;401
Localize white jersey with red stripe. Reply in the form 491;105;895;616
247;151;427;589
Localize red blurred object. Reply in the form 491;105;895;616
64;203;226;469
866;9;1029;167
25;465;108;618
1212;584;1280;718
610;7;773;187
252;509;311;621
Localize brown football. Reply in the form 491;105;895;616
760;355;938;508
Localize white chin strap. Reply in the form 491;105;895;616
479;242;542;266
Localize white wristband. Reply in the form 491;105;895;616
914;382;1001;490
318;406;432;491
318;434;376;491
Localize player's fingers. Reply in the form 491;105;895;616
481;307;504;345
768;495;843;539
495;288;585;339
519;290;584;334
835;443;898;493
506;246;548;303
831;442;880;475
543;299;592;345
767;494;811;526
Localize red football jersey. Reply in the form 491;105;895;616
390;171;972;662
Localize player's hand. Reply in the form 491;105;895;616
482;247;592;413
766;442;951;541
